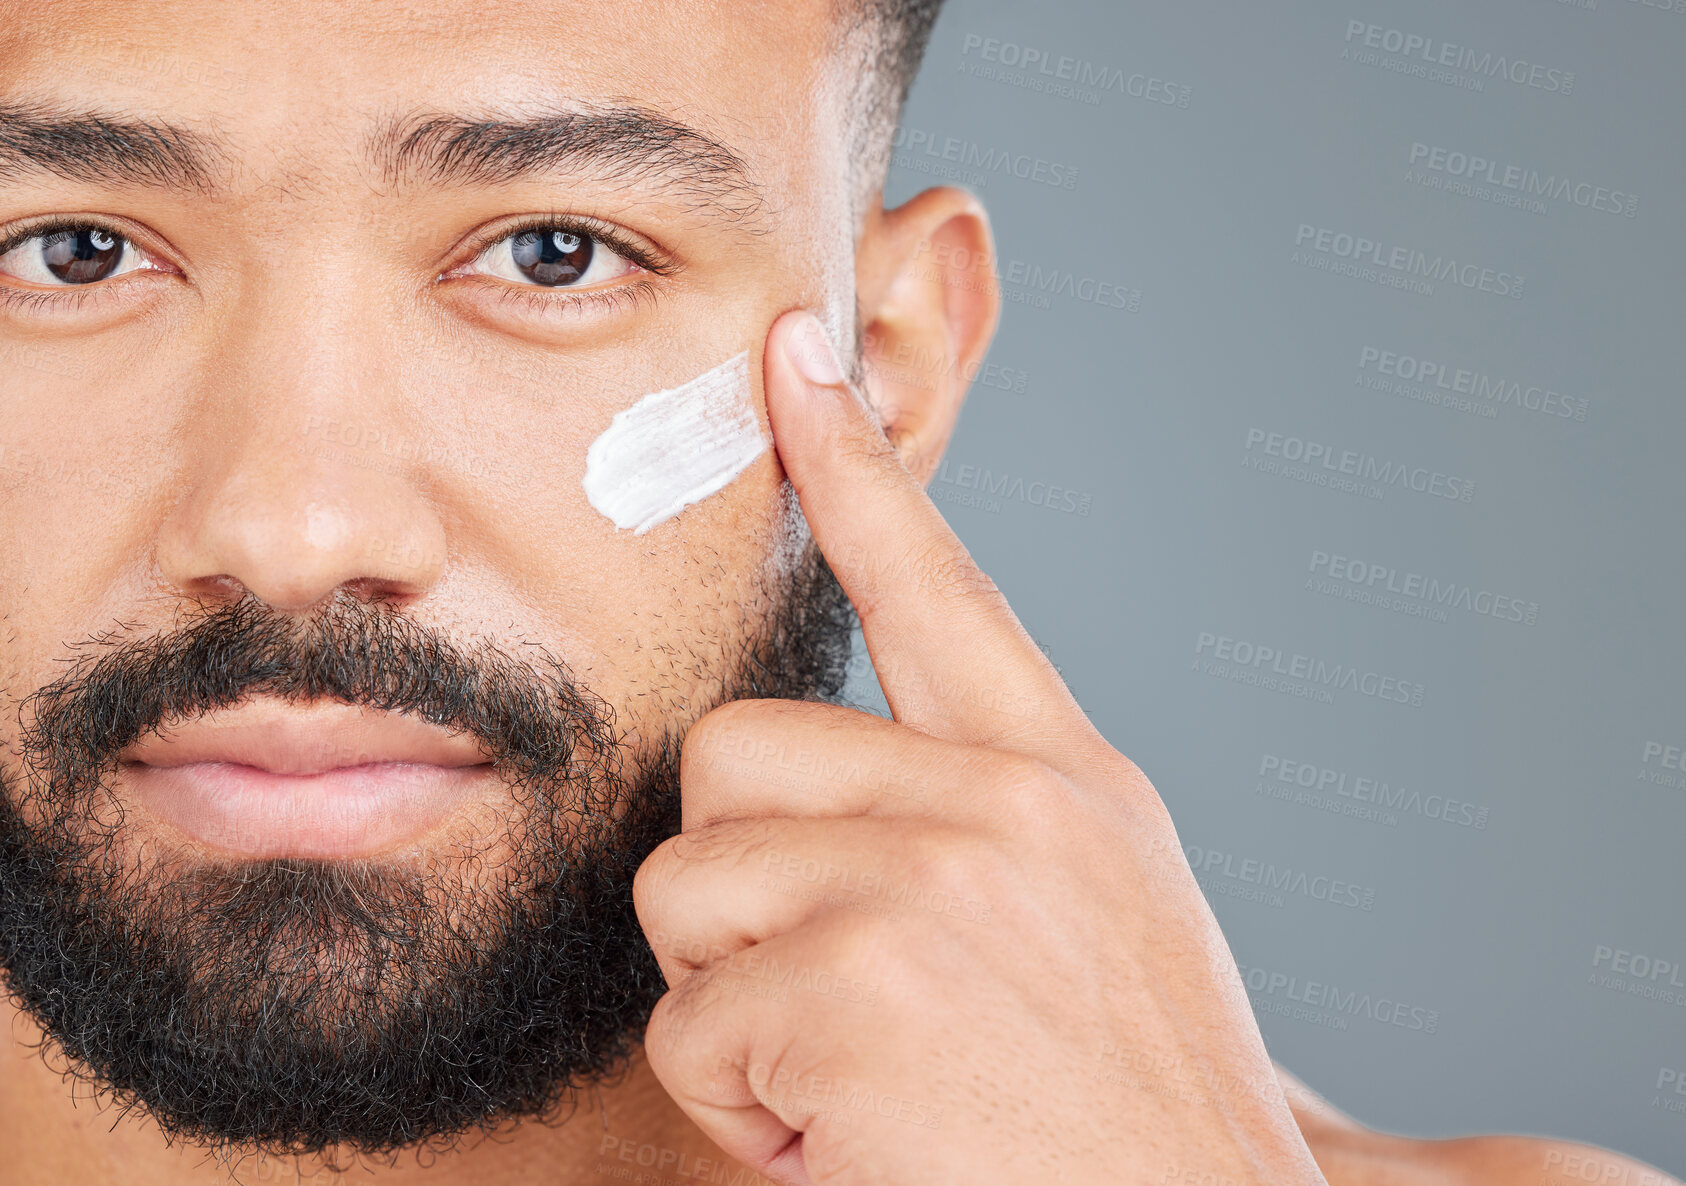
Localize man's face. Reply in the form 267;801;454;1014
0;0;875;1160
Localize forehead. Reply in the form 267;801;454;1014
0;0;846;191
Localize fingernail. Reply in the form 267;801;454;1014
786;313;846;388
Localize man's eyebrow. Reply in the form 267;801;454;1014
370;104;770;231
0;102;220;191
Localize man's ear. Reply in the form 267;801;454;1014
854;187;1002;486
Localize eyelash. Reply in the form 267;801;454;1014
487;279;661;319
466;213;677;280
0;215;129;259
0;213;676;317
445;213;677;318
0;284;106;314
0;215;161;313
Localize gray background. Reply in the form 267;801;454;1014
840;0;1686;1173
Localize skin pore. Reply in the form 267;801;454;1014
0;2;1677;1184
0;3;979;1180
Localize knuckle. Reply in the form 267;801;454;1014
987;750;1065;798
909;541;997;605
683;699;822;790
807;908;891;986
967;750;1067;832
641;988;692;1075
1096;751;1171;827
798;1124;863;1184
904;826;987;899
1123;780;1175;837
631;841;678;926
681;701;753;778
700;696;773;732
672;815;772;870
645;971;743;1086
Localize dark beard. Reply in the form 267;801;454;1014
0;538;855;1164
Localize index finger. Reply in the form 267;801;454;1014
762;309;1077;748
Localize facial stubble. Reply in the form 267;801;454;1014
0;536;856;1165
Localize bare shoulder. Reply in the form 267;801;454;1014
1423;1135;1682;1186
1275;1064;1683;1186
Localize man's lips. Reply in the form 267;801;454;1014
117;698;498;860
118;697;493;773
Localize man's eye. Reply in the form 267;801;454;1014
0;225;152;286
467;227;639;289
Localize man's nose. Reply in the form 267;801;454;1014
154;291;449;613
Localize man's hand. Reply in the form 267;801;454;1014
632;310;1328;1186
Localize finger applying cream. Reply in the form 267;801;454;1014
582;352;768;536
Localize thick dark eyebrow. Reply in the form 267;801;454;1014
0;99;770;232
370;104;770;231
0;103;220;191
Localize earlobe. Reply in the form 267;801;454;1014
854;187;1002;487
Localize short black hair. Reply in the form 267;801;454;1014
858;0;947;121
838;0;949;221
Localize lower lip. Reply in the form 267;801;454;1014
123;760;498;860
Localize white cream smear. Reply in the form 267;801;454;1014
583;351;767;535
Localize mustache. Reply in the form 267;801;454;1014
0;590;676;1158
0;540;849;1156
15;591;622;803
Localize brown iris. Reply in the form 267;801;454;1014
41;227;126;284
510;228;594;286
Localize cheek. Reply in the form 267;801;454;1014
555;350;796;724
571;448;794;731
0;509;164;751
476;381;792;745
581;351;766;536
